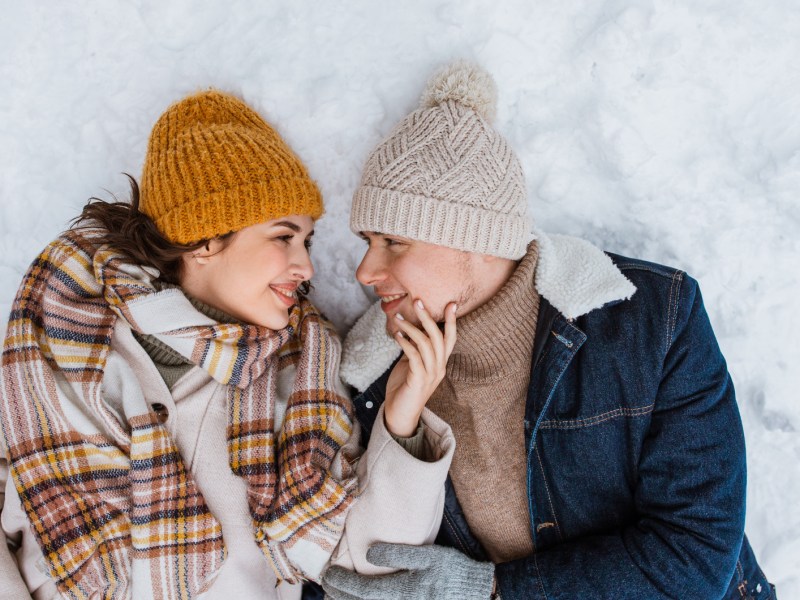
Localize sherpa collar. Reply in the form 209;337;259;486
340;232;637;392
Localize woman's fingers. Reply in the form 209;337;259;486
394;312;436;373
393;328;423;375
413;299;445;365
394;299;458;381
443;302;458;358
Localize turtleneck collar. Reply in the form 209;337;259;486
447;241;540;383
133;291;242;368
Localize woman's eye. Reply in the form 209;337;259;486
304;239;313;250
276;235;293;244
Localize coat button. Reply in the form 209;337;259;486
151;403;169;424
365;401;374;409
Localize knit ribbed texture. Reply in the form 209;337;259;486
389;423;427;461
427;241;540;562
351;63;530;259
141;89;323;244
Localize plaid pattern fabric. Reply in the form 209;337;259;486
0;230;356;598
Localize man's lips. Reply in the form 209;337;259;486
377;292;407;313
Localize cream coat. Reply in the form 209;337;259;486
1;319;454;599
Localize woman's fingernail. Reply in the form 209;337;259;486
452;304;458;315
416;300;425;311
396;331;404;339
395;313;404;321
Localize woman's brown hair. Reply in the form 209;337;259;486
71;174;219;285
72;174;310;295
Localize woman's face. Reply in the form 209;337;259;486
180;215;315;329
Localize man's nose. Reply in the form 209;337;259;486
355;248;385;286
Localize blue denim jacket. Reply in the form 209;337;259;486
343;236;774;600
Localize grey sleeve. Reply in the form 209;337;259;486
389;423;428;460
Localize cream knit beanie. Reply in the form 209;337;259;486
350;61;531;259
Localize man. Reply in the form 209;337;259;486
321;62;774;599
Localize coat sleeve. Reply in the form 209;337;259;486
329;404;455;575
496;276;747;599
0;446;35;599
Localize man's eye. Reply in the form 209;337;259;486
385;238;402;247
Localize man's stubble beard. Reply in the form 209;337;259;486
433;253;478;323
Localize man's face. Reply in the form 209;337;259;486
356;232;478;335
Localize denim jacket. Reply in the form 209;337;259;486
340;233;774;600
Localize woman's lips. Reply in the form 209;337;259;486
270;285;297;308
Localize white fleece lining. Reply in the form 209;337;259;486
339;301;402;393
340;232;636;392
534;232;637;321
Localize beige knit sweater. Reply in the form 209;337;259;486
427;241;540;563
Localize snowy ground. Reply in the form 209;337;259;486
2;0;798;594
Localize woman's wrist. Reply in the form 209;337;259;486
383;402;422;437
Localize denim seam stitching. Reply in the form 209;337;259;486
665;271;677;354
735;560;748;599
614;263;680;279
665;271;683;354
532;552;550;600
442;510;470;556
534;443;563;540
539;403;655;430
536;343;552;370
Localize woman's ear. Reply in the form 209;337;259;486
190;250;212;265
185;240;223;266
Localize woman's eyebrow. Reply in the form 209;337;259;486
272;220;302;232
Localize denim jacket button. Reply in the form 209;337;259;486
365;401;374;409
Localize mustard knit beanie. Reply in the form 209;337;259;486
351;61;531;259
140;90;323;245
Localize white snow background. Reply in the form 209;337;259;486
1;0;798;594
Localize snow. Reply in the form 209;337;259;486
1;0;798;593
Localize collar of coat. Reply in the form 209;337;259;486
340;232;637;393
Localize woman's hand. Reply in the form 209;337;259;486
383;300;457;437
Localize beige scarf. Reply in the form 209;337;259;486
0;230;357;599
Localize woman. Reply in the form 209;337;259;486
0;90;456;599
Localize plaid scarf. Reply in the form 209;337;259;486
0;230;357;599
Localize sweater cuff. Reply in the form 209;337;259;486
389;423;427;460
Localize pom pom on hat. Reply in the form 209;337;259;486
420;60;498;122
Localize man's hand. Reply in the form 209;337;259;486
322;543;495;600
383;301;458;437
